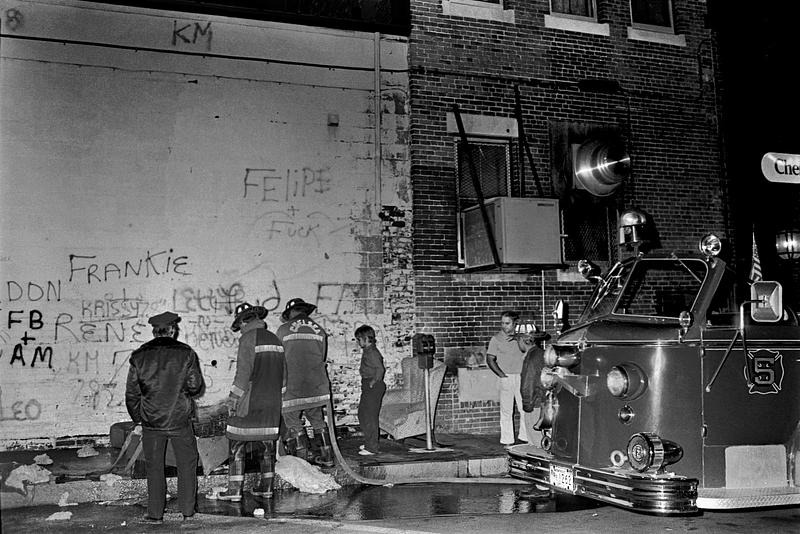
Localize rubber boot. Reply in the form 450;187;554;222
218;442;245;501
294;430;310;462
308;429;323;460
252;441;276;498
313;429;335;468
217;479;243;502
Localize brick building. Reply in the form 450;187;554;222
407;0;731;435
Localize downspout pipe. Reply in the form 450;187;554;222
374;32;382;208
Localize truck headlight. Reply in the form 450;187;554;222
606;363;647;400
606;367;629;397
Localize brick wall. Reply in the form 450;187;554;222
409;0;725;434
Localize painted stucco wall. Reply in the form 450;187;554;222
0;0;410;448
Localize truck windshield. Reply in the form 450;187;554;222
585;257;709;321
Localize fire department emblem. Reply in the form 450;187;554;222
743;349;784;395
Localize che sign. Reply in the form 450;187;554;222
761;152;800;184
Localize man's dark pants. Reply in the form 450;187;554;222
141;425;198;518
358;379;386;453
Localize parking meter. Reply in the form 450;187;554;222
413;333;436;369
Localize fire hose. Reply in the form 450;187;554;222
322;396;528;486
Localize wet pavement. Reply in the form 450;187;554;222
4;483;798;534
198;482;600;520
1;482;601;533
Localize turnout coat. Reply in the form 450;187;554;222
226;319;286;441
276;312;331;412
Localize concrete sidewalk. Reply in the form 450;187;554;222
0;432;513;509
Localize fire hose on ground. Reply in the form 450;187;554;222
322;396;529;487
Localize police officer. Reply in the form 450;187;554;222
125;311;204;522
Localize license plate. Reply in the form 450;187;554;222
549;464;574;491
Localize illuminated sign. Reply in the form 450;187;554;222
761;152;800;184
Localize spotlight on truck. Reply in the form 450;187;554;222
627;432;684;473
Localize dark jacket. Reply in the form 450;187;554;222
226;319;286;441
125;337;204;431
521;345;547;413
276;312;330;411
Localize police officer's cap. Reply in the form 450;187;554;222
148;311;181;327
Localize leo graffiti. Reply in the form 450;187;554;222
0;386;41;422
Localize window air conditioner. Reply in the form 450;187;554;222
461;197;562;269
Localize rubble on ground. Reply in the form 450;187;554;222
77;444;99;458
33;453;53;465
5;464;52;490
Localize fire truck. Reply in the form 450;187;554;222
507;211;800;514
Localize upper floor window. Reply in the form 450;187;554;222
441;0;515;23
630;0;674;31
551;0;596;20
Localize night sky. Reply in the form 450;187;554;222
708;2;800;300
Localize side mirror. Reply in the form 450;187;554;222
577;259;602;282
750;281;783;323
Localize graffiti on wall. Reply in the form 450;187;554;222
0;251;399;439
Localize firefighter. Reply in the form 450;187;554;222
218;302;286;501
277;297;335;467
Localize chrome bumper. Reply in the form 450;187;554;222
507;446;698;515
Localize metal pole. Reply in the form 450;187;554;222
423;367;433;450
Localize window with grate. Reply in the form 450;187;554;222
562;196;615;263
630;0;673;30
455;138;513;263
456;139;512;210
551;0;596;19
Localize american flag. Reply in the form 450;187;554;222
749;232;762;283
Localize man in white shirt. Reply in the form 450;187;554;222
486;310;531;448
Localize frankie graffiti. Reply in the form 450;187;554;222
68;249;191;284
